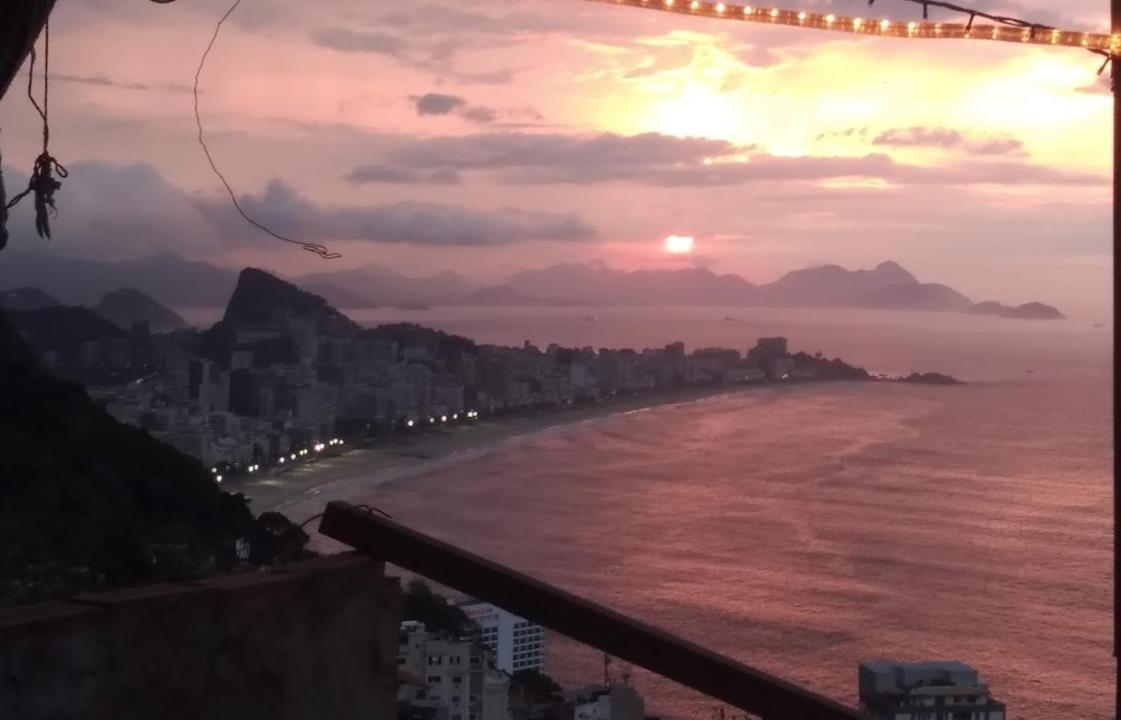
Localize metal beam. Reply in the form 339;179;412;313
319;501;860;720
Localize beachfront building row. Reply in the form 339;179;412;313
82;307;794;471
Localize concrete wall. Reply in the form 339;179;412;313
0;552;401;720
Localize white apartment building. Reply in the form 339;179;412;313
459;600;545;675
397;621;509;720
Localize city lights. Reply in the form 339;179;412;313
586;0;1118;53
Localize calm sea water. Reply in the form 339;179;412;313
260;306;1113;719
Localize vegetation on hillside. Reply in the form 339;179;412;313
0;309;308;606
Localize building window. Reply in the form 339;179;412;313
428;676;441;684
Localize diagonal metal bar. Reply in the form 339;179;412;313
319;500;860;720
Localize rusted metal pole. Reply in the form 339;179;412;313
0;0;55;101
319;501;860;720
1114;2;1120;715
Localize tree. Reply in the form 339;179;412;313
247;512;314;565
400;579;476;638
510;670;564;704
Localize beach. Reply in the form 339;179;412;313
226;381;762;516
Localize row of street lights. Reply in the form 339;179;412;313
210;436;348;483
404;410;481;429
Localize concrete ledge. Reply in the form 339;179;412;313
0;552;401;720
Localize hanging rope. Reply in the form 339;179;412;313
194;0;341;260
1;146;8;252
4;20;67;241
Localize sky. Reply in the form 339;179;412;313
0;0;1114;312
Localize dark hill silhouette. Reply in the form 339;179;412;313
202;268;360;367
94;287;187;332
0;287;58;311
7;306;125;364
223;267;360;335
0;308;256;606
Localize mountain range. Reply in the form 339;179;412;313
0;250;1063;319
1;285;188;333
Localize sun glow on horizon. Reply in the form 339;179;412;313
664;235;696;254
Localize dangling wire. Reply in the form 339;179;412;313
194;0;341;260
5;21;68;241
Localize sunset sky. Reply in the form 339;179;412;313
0;0;1113;312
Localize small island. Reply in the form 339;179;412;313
967;300;1064;320
891;372;963;386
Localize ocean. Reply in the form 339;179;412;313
267;306;1113;719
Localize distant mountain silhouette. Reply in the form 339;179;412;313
460;285;587;306
299;264;475;306
505;262;759;305
1006;302;1065;320
94;288;187;332
758;260;971;310
500;260;1057;315
0;251;1063;318
0;251;238;307
967;300;1064;319
302;282;380;309
966;301;1008;316
0;287;58;311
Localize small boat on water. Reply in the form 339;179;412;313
583;315;597;322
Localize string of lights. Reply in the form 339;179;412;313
584;0;1120;56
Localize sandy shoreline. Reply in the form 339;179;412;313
226;383;761;516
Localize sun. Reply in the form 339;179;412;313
664;235;695;255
